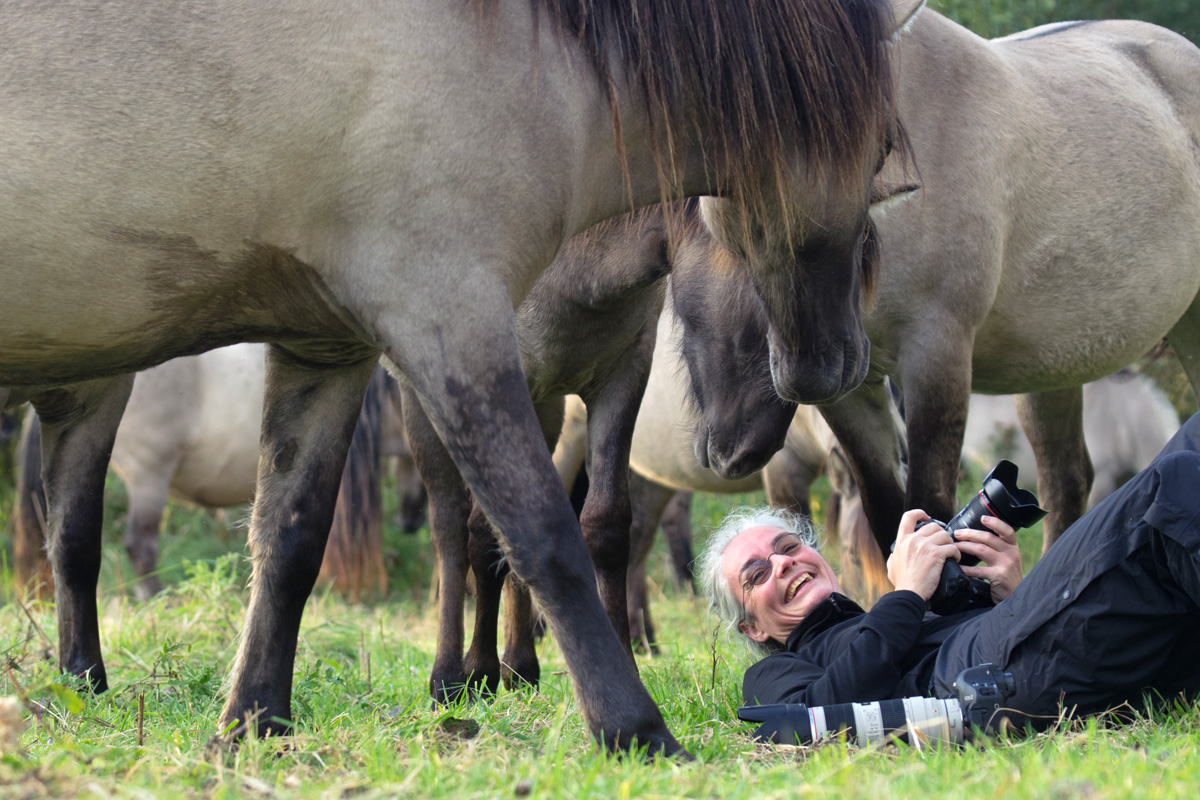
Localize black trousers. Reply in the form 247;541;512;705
932;412;1200;727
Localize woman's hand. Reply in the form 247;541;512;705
887;509;960;601
953;515;1023;603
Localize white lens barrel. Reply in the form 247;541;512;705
808;698;964;747
901;697;963;746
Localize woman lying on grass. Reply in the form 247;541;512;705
699;412;1200;732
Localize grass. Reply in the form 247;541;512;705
2;469;1200;798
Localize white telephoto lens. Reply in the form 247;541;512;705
850;702;887;746
901;697;964;747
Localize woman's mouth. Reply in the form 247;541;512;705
785;573;813;603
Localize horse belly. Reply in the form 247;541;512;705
971;262;1198;394
0;233;359;387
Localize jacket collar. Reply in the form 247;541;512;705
783;592;864;651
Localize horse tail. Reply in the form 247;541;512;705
318;364;389;603
13;411;54;601
824;445;891;608
834;490;891;608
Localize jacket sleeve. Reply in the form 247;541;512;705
742;591;928;706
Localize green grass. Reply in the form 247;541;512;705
2;471;1200;799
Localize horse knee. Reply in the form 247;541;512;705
579;504;633;572
47;529;101;590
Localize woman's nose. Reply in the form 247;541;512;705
769;552;793;575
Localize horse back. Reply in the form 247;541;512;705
995;19;1200;148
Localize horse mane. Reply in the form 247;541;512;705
479;0;898;214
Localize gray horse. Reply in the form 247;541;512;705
813;5;1200;560
13;349;422;603
0;0;915;754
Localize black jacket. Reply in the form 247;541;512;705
742;591;990;707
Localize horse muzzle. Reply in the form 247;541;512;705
693;408;792;481
769;332;870;405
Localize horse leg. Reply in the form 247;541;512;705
500;573;540;689
13;412;53;600
32;375;135;691
493;399;567;690
462;500;506;694
219;344;377;738
123;478;173;601
1014;388;1092;552
659;490;694;592
401;381;476;703
901;342;976;525
762;444;816;516
581;373;656;666
816;371;907;554
626;472;676;653
394;296;680;754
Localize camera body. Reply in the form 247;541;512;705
738;663;1016;747
923;460;1046;616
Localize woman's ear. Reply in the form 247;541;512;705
739;620;771;644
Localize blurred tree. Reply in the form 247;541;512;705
930;0;1200;44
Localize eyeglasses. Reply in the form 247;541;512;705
740;532;805;593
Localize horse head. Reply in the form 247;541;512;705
699;178;878;405
669;213;797;480
689;0;924;405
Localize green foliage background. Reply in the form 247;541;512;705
931;0;1200;43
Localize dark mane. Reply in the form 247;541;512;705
498;0;899;210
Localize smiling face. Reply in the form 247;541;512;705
721;525;842;644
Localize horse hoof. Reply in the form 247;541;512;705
501;662;540;691
463;669;500;698
63;662;108;694
600;728;693;761
462;652;501;698
430;678;471;707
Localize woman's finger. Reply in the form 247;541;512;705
980;515;1016;542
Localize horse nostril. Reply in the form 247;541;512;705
693;430;711;469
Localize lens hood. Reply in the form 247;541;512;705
980;460;1047;529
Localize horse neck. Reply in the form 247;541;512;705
895;8;1006;85
564;92;720;236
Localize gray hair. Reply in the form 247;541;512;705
696;505;819;657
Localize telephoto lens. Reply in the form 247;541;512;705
738;665;1015;748
738;696;964;747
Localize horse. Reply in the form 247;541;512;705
405;208;670;702
554;241;868;649
0;0;916;754
960;371;1181;508
801;5;1200;564
12;347;420;603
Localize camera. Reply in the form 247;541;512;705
919;460;1046;616
737;664;1016;747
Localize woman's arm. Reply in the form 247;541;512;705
742;590;928;706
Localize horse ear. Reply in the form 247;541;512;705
888;0;927;39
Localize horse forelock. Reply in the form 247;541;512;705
489;0;898;214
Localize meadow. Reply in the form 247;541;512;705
3;461;1200;799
